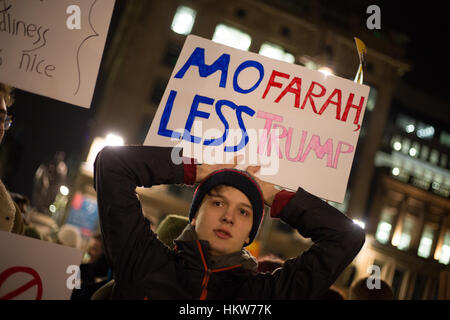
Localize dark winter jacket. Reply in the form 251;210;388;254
94;146;365;299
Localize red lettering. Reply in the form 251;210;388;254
341;93;365;131
262;70;289;99
275;77;302;108
300;81;326;114
318;88;342;120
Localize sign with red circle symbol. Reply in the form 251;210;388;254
0;266;43;300
0;231;83;299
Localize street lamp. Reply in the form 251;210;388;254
105;133;124;146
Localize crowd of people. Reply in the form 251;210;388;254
1;82;395;300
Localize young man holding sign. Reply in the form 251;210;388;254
94;145;365;299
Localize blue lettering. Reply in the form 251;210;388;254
224;105;255;152
204;99;237;146
158;90;181;139
183;94;213;143
233;60;264;94
174;47;230;88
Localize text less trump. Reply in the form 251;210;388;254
144;35;370;203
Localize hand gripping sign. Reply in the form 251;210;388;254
144;35;370;203
0;0;115;108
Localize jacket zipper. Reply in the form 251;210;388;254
196;240;241;300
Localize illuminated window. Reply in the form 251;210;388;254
430;149;439;165
440;154;448;168
366;87;378;111
417;224;436;258
409;142;420;158
420;145;429;161
397;214;417;251
391;135;402;151
171;6;196;35
395;114;416;134
259;42;295;63
440;131;450;148
401;138;411;155
439;232;450;265
416;122;435;140
375;207;395;244
212;24;251;51
412;169;432;191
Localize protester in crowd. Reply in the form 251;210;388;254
56;224;82;249
10;192;42;240
71;233;111;300
32;151;68;213
0;83;24;235
93;146;365;299
10;192;29;217
348;277;395;300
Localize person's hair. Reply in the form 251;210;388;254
348;277;395;300
0;83;14;107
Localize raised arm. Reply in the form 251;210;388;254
244;186;365;299
93;146;186;274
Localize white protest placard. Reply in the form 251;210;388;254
144;35;370;202
0;231;83;300
0;0;115;108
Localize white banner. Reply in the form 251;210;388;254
144;35;370;202
0;0;115;108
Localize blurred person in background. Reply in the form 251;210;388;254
71;233;111;300
10;192;41;240
0;83;24;235
348;277;394;300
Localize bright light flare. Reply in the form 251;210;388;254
60;185;69;196
318;67;334;77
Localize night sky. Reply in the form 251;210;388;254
1;2;449;203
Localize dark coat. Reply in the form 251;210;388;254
94;146;365;300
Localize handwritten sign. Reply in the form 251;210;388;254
0;231;83;300
0;0;115;108
144;35;370;202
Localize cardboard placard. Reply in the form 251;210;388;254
144;35;370;202
0;0;115;108
0;231;83;300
